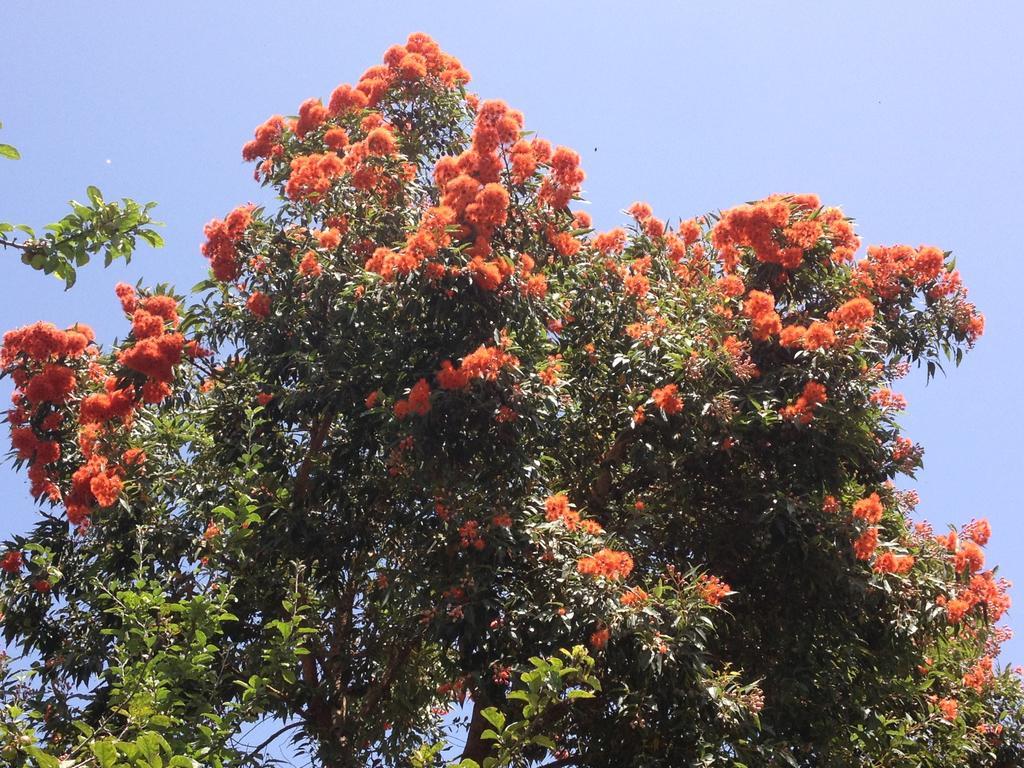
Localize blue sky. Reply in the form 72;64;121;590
2;0;1022;674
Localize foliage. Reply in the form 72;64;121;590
0;125;163;288
0;34;1021;767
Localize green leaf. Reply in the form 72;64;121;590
0;143;20;160
481;707;506;730
87;185;103;206
567;689;595;699
140;229;165;248
91;740;119;768
25;746;61;768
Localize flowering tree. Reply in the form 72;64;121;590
0;34;1021;768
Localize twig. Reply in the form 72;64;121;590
239;721;305;764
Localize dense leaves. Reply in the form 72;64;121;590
1;34;1021;767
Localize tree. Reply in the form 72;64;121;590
0;33;1020;767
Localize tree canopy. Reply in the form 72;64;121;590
0;33;1020;768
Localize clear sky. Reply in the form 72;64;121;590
2;0;1022;675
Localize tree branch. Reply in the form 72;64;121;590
460;697;493;764
240;721;304;764
0;236;30;252
587;426;638;510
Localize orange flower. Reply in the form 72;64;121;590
246;292;271;318
853;527;879;560
407;378;432;416
852;493;884;524
937;697;959;722
315;228;342;250
577;548;634;580
697;574;731;605
619;587;649;607
716;274;746;298
89;471;123;508
872;552;915;575
241;114;285;162
743;290;782;341
779;325;807;349
954;541;985;574
590;627;610;650
294;98;328;138
781;381;827;424
946;597;971;623
1;551;24;573
830;297;874;330
366;126;398;156
544;493;580;530
804;321;836;350
285;153;345;201
963;518;991;546
299;251;323;278
651;384;683;415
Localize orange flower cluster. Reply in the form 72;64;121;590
244;33;467;177
3;322;98;503
829;297;874;331
538;355;562;387
780;381;827;424
624;202;662;238
589;626;610;650
872;551;915;575
2;322;94;369
538;146;585;210
697;574;731;606
853;527;879;560
619;586;649;607
651;383;684;415
711;194;858;272
394;378;432;419
201;205;254;282
545;493;580;530
963;656;994;692
241;114;286;163
458;520;485;550
953;540;985;574
743;290;781;341
577;548;634;580
33;287;187;528
779;321;837;351
869;388;907;410
431;101;525;280
945;570;1011;624
285;152;345;202
375;32;471;94
623;257;652;298
936;697;959;722
78;378;134;427
246;292;272;318
962;518;991;546
436;343;519;390
593;228;627;255
715;274;745;299
0;551;23;574
298;251;322;278
856;244;949;300
294;97;329;139
712;198;795;269
852;493;884;524
365;206;455;280
118;312;185;402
